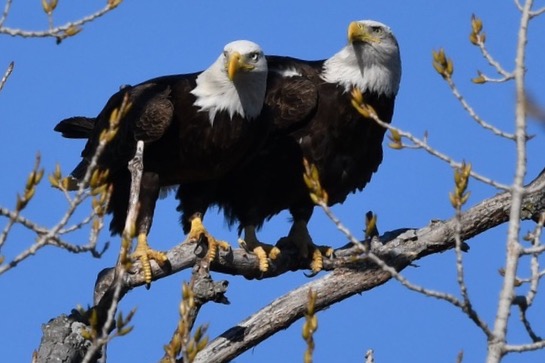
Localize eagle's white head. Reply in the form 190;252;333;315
191;40;268;125
321;20;402;97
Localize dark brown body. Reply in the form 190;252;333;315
55;74;268;235
177;55;395;237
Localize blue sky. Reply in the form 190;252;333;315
2;1;545;362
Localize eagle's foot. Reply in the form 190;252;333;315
280;220;333;273
187;214;230;263
131;233;168;288
309;244;334;273
239;238;281;272
206;238;231;262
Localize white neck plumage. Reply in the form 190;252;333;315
191;55;267;125
321;42;401;97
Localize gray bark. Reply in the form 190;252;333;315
35;168;545;363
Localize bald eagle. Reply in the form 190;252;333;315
54;40;269;285
177;20;402;273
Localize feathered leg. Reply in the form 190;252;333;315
177;183;231;263
280;205;333;273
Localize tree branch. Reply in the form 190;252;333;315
0;3;120;40
161;243;229;362
0;60;13;92
38;165;545;361
192;168;545;362
94;167;545;303
488;1;533;361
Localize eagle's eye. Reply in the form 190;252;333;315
248;52;260;62
370;26;383;34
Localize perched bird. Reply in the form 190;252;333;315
177;20;402;273
54;40;269;285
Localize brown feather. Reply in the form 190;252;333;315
56;72;269;235
177;56;397;242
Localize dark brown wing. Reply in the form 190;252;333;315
265;56;323;132
179;59;324;230
129;83;174;143
265;75;318;132
62;81;175;177
55;77;182;234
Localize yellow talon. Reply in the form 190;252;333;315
283;220;333;274
239;239;281;272
268;246;281;260
186;215;230;263
253;246;268;272
322;246;334;258
309;245;334;273
310;248;323;273
131;233;168;287
206;237;230;262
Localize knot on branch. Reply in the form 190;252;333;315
192;260;230;305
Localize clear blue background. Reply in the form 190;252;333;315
1;1;545;362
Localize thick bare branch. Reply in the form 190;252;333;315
97;167;545;300
194;267;392;363
190;169;545;362
33;155;545;362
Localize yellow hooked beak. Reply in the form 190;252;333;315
348;21;378;44
227;52;255;81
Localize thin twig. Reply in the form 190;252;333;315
0;0;12;27
316;200;361;247
81;269;126;363
0;154;41;249
453;202;477;335
368;248;492;337
445;77;515;139
515;302;542;342
487;1;533;362
475;42;514;80
314;199;492;338
57;214;94;234
0;207;50;235
521;245;545;255
478;73;514;83
365;107;511;191
46;10;54;32
525;212;544;307
504;340;545;353
530;6;545;17
0;61;14;92
514;268;545;281
0;3;118;38
0;91;130;275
